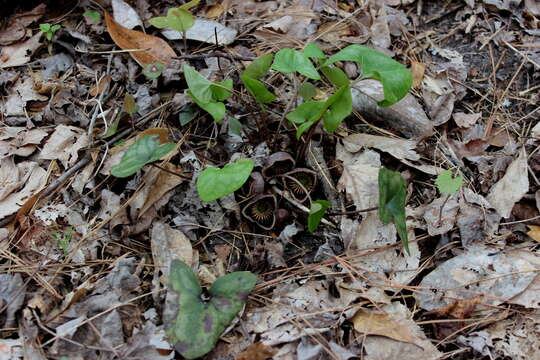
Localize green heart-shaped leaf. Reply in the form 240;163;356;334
197;158;254;202
149;7;195;33
303;42;326;59
243;54;274;79
110;135;175;178
323;45;412;106
308;200;331;232
435;169;463;195
378;168;409;254
167;260;257;359
272;48;320;80
241;75;275;103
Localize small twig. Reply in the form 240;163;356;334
173;52;255;61
437;194;451;226
149;163;191;180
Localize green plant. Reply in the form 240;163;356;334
103;93;138;138
197;158;254;202
142;61;165;80
149;0;200;49
183;64;232;122
240;54;275;103
308;200;331;232
51;227;74;256
435;169;463;195
39;23;61;41
378;168;409;254
110;135;175;178
166;259;257;359
83;11;101;24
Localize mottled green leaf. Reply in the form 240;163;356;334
166;259;257;359
323;45;412;106
83;11;101;24
378;168;409;254
110;135;175;178
197;158;254;202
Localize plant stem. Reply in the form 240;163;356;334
326;206;378;216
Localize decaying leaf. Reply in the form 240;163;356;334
39;125;90;168
235;342;275;360
528;225;540;242
352;309;416;344
415;248;538;311
487;147;529;218
151;222;193;284
104;12;176;66
343;133;420;161
0;32;42;68
162;18;237;45
112;0;143;29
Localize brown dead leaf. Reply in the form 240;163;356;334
137;163;184;217
352;309;416;344
0;3;46;45
429;297;481;319
151;222;193;284
206;4;225;18
235;342;275;360
528;225;540;242
317;22;353;43
104;12;176;66
410;61;425;89
89;75;111;97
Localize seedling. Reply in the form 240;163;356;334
197;158;254;202
183;64;232;122
51;227;74;256
166;259;257;359
378;168;409;254
142;61;165;80
110;135;175;177
149;1;200;50
435;169;463;224
39;23;61;41
83;11;101;24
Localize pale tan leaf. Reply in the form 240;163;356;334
353;309;416;344
0;32;42;68
151;222;193;284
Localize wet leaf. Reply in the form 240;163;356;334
308;200;331;232
378;168;409;254
110;135;175;178
435;169;463;195
104;12;176;66
272;48;320;80
197;158;254;202
323;45;412;106
166;259;257;359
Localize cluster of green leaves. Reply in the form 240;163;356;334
184;64;233;122
149;0;199;33
167;259;257;359
39;23;61;41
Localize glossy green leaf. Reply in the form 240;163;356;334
166;259;256;359
435;169;463;195
197;158;254;202
110;135;175;178
303;42;326;59
184;65;231;122
243;54;274;79
143;61;165;79
184;64;213;102
321;66;350;87
241;75;275;103
39;23;51;32
378;168;409;254
272;48;320;80
308;200;331;232
323;45;412;106
149;7;194;33
286;101;325;125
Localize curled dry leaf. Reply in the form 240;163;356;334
104;12;176;66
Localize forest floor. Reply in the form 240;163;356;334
1;0;540;359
